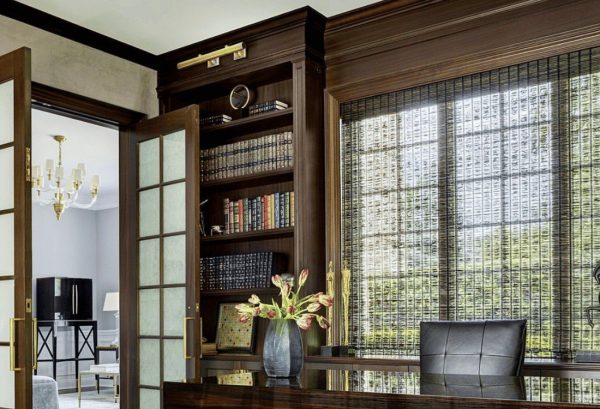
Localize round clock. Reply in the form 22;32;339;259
229;84;253;110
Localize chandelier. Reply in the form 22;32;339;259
31;135;101;220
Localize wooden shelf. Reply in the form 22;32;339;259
201;108;293;139
201;227;294;243
201;168;293;191
202;287;279;297
201;354;262;362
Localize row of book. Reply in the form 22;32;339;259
201;132;293;181
200;114;232;126
200;252;288;290
224;191;294;234
249;100;288;116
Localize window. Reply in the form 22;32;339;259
341;47;600;359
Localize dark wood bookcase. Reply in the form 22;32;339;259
157;8;326;371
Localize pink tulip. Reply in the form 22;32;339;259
253;307;261;316
298;268;309;288
248;294;261;305
307;302;322;313
308;292;323;303
318;317;330;329
287;305;297;315
266;309;276;319
318;294;334;307
272;274;283;288
297;315;313;330
239;315;249;323
281;283;291;298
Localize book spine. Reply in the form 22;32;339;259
224;198;230;234
291;192;295;226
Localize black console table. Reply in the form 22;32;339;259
35;320;98;380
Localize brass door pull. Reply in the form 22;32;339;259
9;318;24;372
33;318;38;370
183;317;194;359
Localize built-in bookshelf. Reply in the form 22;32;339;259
157;8;326;372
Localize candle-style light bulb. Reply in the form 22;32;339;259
77;163;87;178
32;165;40;178
91;175;101;188
55;166;64;180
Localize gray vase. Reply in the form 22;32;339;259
263;319;304;377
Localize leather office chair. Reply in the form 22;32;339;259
420;320;527;376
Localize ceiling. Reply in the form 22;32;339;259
16;0;382;55
32;109;119;211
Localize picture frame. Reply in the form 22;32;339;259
215;302;256;353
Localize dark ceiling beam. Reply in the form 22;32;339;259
0;0;159;69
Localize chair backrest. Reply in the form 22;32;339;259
420;320;527;376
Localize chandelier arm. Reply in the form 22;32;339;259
69;196;97;209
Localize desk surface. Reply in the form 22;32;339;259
164;369;600;408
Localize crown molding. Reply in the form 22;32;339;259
0;1;158;69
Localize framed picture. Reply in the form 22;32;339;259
215;302;256;353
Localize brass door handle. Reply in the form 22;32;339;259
33;318;38;370
183;317;194;359
9;318;24;372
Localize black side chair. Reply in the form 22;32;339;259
420;320;527;376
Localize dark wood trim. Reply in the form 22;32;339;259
119;127;138;409
0;208;14;216
324;91;341;347
32;82;145;127
0;1;158;69
0;141;14;150
325;0;600;102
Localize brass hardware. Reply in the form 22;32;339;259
326;261;335;345
177;42;246;70
26;298;32;313
207;57;220;68
183;317;194;359
33;318;38;370
9;318;24;372
195;302;200;313
341;260;351;346
233;48;247;61
25;147;31;182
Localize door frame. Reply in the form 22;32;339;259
31;82;146;409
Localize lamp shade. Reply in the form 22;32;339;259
103;292;119;312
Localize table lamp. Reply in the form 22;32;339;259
103;292;119;346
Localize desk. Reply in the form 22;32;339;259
163;370;600;408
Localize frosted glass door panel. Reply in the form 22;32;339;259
163;182;185;233
163;339;185;382
162;130;185;182
0;214;14;276
0;280;14;341
139;239;160;286
0;80;14;145
163;287;185;336
0;147;14;210
138;138;160;188
139;339;160;387
163;235;185;284
0;347;15;408
139;289;160;336
139;188;160;237
139;388;160;409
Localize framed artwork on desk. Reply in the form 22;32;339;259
216;302;256;353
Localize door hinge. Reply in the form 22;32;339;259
25;147;31;182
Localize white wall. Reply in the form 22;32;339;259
95;207;119;331
32;206;98;321
32;206;120;330
0;15;158;117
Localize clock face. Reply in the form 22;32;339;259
230;84;251;110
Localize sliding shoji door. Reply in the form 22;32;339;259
0;47;32;409
127;105;200;409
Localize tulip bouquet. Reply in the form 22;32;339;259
235;268;334;331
